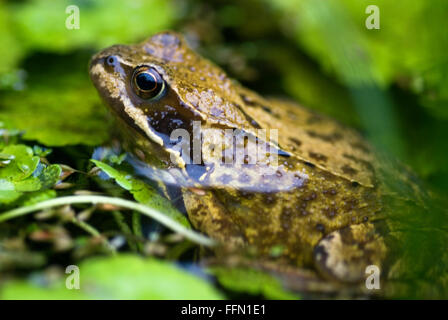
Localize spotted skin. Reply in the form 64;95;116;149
89;31;432;293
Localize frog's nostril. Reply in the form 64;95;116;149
105;55;117;67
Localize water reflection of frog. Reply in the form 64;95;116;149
90;31;440;296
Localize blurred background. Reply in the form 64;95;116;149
1;0;447;195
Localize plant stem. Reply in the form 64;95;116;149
70;216;117;254
132;211;144;252
112;210;138;252
0;195;215;247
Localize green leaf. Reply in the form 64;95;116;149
91;160;191;228
0;145;39;181
38;164;62;189
1;255;224;300
14;177;41;192
209;267;299;300
0;144;60;205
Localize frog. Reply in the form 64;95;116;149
89;31;445;296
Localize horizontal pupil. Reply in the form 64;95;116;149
136;72;157;92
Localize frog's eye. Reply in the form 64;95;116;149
132;66;166;100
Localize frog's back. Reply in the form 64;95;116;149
236;86;377;188
187;86;386;272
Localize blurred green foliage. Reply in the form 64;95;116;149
210;267;299;300
1;255;223;299
1;0;173;73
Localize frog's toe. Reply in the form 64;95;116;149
313;223;387;283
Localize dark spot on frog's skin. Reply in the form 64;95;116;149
304;161;315;168
289;137;302;147
363;216;369;222
263;194;277;205
351;181;360;188
282;207;293;216
276;149;291;158
238;190;254;200
215;218;235;233
350;142;371;154
308;152;328;162
234;103;262;129
307;130;343;143
261;105;272;114
280;207;293;229
341;164;358;176
316;223;326;233
194;219;203;229
295;200;309;213
343;198;359;211
194;204;207;216
306;114;324;124
303;192;317;201
323;207;338;219
251;120;260;127
239;94;280;118
343;153;375;173
239;94;257;106
322;188;337;196
339;226;358;245
281;222;290;230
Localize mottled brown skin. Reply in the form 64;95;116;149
89;31;397;288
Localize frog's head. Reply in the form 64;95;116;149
90;31;259;169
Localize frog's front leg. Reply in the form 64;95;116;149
182;188;246;247
313;223;387;283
